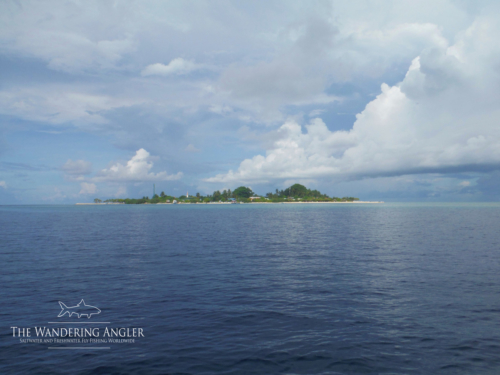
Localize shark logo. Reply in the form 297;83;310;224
58;300;101;319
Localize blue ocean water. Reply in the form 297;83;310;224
1;203;500;374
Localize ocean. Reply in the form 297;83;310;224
1;203;499;374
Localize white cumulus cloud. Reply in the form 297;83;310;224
206;16;500;184
0;181;7;189
141;58;198;76
94;148;182;182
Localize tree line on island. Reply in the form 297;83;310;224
98;184;359;204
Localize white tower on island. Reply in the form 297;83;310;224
186;191;189;198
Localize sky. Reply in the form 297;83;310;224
1;0;500;203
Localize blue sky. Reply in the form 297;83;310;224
1;0;500;203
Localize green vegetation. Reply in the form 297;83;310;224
233;186;254;198
104;194;177;204
97;184;359;204
263;184;359;202
265;183;329;200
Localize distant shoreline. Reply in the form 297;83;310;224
76;201;384;205
256;201;383;204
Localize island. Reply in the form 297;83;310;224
77;184;383;205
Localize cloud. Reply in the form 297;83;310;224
209;105;232;114
0;0;475;129
62;159;92;176
141;58;198;76
217;16;341;118
18;32;135;73
4;1;500;202
215;16;451;121
0;87;140;126
185;144;201;153
93;148;182;182
0;181;6;189
79;182;97;195
206;16;500;184
205;118;355;183
0;1;137;73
